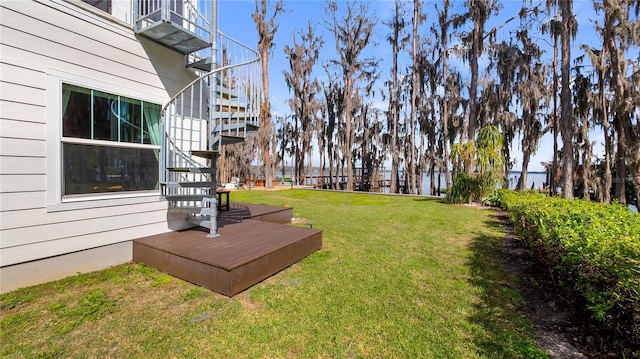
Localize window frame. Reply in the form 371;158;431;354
46;68;166;212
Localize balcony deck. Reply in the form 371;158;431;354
133;203;322;296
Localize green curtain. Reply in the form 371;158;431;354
143;102;161;162
143;102;161;146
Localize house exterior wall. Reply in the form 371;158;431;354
0;0;198;292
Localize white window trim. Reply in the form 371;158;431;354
46;68;167;212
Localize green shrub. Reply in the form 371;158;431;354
498;190;640;347
447;172;480;204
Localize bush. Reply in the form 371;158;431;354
498;190;640;348
447;172;480;204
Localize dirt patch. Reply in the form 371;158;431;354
494;210;620;359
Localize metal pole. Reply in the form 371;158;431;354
207;0;219;238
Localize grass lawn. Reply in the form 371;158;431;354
1;189;546;358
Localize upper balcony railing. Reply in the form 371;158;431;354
133;0;212;54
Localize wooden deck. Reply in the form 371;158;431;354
133;203;322;296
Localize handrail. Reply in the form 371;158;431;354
161;31;261;185
162;59;260;113
162;33;260;112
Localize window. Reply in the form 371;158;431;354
82;0;111;13
61;83;161;198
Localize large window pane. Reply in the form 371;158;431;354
62;85;91;139
120;97;143;143
63;143;159;196
93;90;117;141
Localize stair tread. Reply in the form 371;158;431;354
191;150;220;159
164;181;216;187
167;167;215;173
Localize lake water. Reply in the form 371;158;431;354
399;171;547;196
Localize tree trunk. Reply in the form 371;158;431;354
598;45;612;203
549;18;560;197
467;2;482;144
615;125;627;204
344;77;354;191
517;151;530;191
559;0;574;199
388;0;402;194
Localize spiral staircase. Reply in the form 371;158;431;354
134;0;261;237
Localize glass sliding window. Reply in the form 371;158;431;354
61;83;161;197
119;97;143;143
62;85;92;139
63;144;159;195
93;89;117;141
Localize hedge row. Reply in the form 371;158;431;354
497;190;640;346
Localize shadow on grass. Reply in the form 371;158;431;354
411;197;446;203
464;214;546;358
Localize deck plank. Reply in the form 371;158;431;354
133;202;322;296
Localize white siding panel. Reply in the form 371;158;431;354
0;119;46;140
3;0;138;50
0;222;170;266
0;101;45;123
0;175;46;193
0;138;46;157
3;1;194;83
1;27;162;89
0;43;187;102
0;156;45;175
1;209;168;248
0;63;45;90
0;201;167;230
1;9;157;75
0;191;45;211
0;81;45;106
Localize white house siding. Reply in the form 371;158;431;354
0;0;200;292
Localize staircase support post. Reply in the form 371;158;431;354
204;196;219;238
205;0;219;238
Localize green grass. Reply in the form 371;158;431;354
1;190;546;358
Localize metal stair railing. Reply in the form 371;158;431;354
160;32;260;237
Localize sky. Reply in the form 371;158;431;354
216;0;613;173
